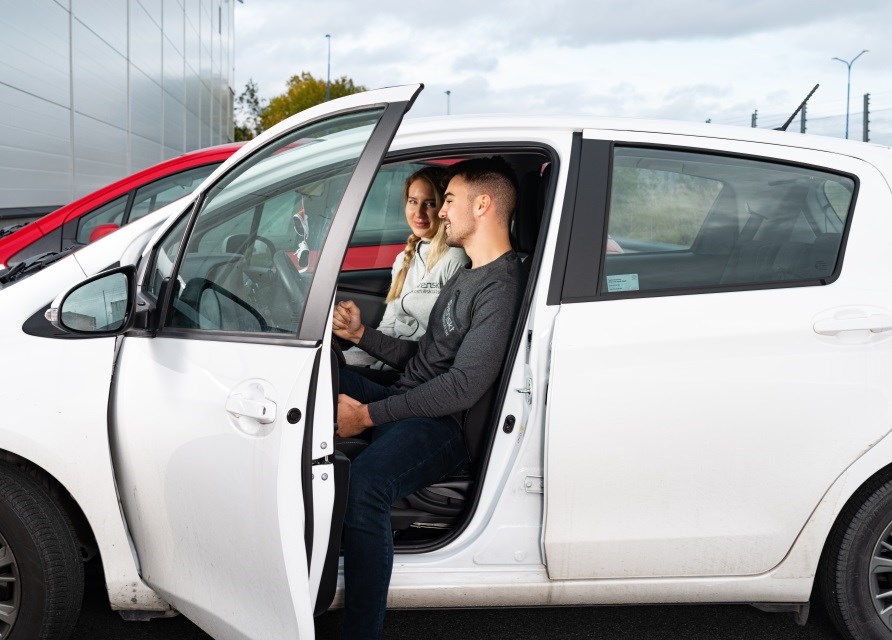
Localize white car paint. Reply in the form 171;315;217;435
2;85;892;638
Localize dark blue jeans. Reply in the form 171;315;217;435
338;369;467;640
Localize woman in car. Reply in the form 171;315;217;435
344;166;468;371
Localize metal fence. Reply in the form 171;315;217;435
716;91;892;146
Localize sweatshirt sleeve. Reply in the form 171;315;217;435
368;278;517;424
357;326;420;371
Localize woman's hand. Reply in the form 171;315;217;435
332;300;365;344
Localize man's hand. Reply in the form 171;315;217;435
332;300;365;344
337;394;373;438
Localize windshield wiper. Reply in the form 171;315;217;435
0;222;29;239
0;247;77;285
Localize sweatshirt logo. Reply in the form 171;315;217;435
442;294;457;335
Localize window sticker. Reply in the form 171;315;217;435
606;273;640;292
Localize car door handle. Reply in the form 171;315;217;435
813;314;892;336
226;392;277;424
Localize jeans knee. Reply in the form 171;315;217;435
346;465;392;523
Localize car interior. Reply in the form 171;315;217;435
334;149;554;549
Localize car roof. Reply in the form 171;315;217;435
398;114;892;163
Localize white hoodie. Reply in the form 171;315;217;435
346;240;468;369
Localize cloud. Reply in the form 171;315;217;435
453;54;498;73
233;0;892;145
507;0;887;46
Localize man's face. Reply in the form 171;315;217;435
440;176;476;248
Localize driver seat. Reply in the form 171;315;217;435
334;381;499;532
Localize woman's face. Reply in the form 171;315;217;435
405;179;440;240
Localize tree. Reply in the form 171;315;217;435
260;71;366;130
234;78;264;141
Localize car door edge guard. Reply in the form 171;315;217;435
302;349;322;567
299;99;418;341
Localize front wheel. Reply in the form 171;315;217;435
0;464;83;639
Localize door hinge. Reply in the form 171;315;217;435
524;475;543;494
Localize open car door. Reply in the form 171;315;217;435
109;85;421;639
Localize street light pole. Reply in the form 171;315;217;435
832;49;868;139
445;90;451;115
325;34;331;102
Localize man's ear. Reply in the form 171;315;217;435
475;193;492;217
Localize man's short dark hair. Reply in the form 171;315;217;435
449;156;518;223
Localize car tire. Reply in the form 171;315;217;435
822;477;892;640
0;463;83;639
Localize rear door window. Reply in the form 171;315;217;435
602;147;855;294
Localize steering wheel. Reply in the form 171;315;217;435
262;250;310;331
234;234;276;267
272;250;309;302
213;233;278;293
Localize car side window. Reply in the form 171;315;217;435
151;108;385;335
602;147;855;294
76;194;129;244
129;163;221;223
351;162;423;247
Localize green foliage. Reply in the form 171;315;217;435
234;78;264;140
260;71;366;130
609;168;723;247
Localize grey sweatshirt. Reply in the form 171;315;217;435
344;241;468;369
358;251;523;426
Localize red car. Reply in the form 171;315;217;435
0;142;412;273
0;144;244;268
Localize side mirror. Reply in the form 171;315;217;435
45;266;136;336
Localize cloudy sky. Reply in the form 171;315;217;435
233;0;892;144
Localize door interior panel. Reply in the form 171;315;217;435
336;269;392;329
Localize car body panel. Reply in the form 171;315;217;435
0;209;176;610
113;337;321;638
4;105;892;635
543;131;892;580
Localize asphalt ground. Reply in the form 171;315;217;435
70;563;848;640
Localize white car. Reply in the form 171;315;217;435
2;84;892;640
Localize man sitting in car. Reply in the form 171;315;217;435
332;156;523;639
